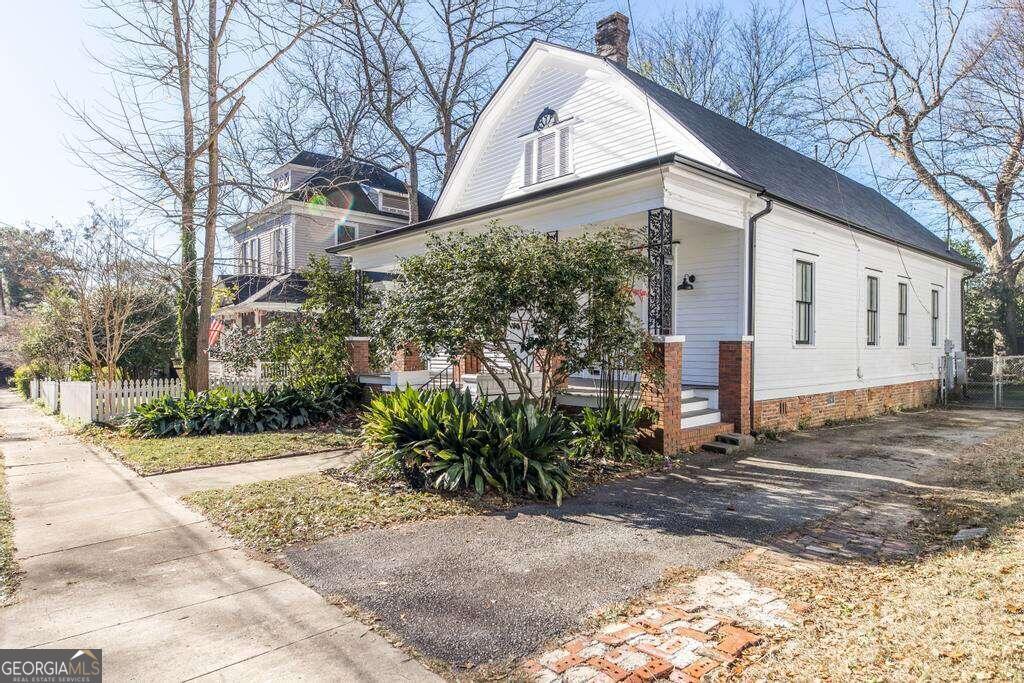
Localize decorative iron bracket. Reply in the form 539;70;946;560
647;208;673;336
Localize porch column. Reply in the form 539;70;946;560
640;335;685;454
346;336;372;375
453;353;482;383
718;336;753;434
391;342;424;372
647;208;674;336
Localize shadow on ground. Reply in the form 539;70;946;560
284;407;1023;665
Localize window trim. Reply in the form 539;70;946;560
931;288;941;347
866;274;880;347
521;119;574;188
794;258;815;347
897;280;909;347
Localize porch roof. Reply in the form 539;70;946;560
326;152;976;271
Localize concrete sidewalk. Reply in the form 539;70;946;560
147;448;360;498
0;391;437;682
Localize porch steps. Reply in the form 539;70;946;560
700;432;756;455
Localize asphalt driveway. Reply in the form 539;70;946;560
285;408;1023;666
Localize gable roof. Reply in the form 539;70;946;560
334;40;972;270
282;152;435;219
610;62;971;269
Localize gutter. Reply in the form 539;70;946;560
747;194;774;434
327;153;759;254
328;153;976;273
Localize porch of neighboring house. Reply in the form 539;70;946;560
341;182;756;453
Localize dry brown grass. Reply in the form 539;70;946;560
734;421;1024;682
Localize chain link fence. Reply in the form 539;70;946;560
962;355;1024;409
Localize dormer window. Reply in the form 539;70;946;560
522;108;573;187
377;189;410;216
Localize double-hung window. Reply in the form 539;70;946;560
931;289;940;346
897;282;908;346
795;260;814;345
272;228;290;273
866;275;879;346
336;222;357;245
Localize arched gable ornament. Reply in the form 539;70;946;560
533;107;559;131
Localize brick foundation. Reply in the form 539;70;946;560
718;340;752;434
345;337;372;375
754;379;940;432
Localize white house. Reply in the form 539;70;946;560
215;151;433;328
328;14;975;451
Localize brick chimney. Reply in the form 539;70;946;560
595;12;629;66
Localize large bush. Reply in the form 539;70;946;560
373;224;652;409
124;381;363;438
11;365;35;398
361;388;574;503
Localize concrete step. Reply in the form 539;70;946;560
679;408;721;428
680;396;710;413
700;441;739;454
717;432;755;448
700;431;755;454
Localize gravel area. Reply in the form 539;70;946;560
285;408;1023;666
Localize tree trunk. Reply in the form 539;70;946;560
179;185;199;391
196;0;219;392
993;268;1021;355
406;150;419;224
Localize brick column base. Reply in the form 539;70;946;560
391;343;424;372
346;337;371;375
454;353;482;383
640;336;684;454
718;338;753;434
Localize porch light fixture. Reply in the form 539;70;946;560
677;274;696;290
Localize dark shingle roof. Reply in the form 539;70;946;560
284;153;435;219
610;63;972;268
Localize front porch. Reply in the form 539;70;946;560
337;161;761;452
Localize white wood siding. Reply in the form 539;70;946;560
450;58;714;214
753;205;965;400
674;222;743;385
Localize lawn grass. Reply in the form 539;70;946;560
0;443;19;604
737;421;1024;681
86;427;358;475
183;473;480;552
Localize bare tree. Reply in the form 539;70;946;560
814;0;1023;354
54;209;173;380
68;0;336;390
634;1;814;146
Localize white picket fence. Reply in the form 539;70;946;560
31;377;279;423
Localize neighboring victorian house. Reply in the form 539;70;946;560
328;14;976;452
214;151;434;329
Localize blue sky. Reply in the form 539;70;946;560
0;0;918;236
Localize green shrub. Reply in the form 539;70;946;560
570;403;657;462
124;380;363;438
11;365;35;398
361;387;573;503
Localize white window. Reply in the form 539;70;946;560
336;222;357;245
272;227;291;273
239;241;249;274
897;282;908;346
378;190;410;216
866;275;879;346
795;259;814;345
522;114;573;187
931;289;940;346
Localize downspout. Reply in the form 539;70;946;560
960;271;974;355
747;193;773;433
